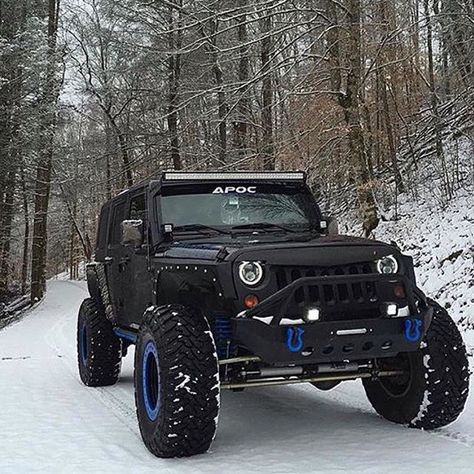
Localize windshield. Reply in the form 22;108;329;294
159;184;320;231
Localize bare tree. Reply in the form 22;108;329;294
30;0;62;302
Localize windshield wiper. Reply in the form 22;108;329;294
173;224;230;235
231;222;299;233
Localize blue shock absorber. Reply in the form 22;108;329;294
213;315;234;358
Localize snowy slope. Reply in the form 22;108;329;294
373;187;474;326
1;280;474;473
340;185;474;325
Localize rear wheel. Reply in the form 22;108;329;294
134;305;220;458
363;300;469;429
77;298;122;387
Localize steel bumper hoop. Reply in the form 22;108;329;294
231;275;432;365
241;274;424;325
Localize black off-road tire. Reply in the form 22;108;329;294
77;298;122;386
363;300;469;429
134;305;220;458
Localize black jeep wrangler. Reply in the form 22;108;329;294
78;171;469;458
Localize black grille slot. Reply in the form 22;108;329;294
322;285;334;304
366;281;377;301
352;282;363;302
291;269;302;281
337;283;349;302
295;286;304;303
309;285;320;303
362;264;372;274
276;269;287;289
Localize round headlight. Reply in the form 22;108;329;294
239;261;264;286
376;255;399;274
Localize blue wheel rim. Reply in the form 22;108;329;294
142;340;160;421
79;321;88;365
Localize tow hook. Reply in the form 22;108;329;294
404;318;422;342
286;327;305;352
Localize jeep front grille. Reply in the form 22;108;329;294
273;264;380;321
275;263;375;289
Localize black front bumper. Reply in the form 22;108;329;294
232;274;432;365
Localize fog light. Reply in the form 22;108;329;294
244;294;259;309
305;308;321;322
386;303;398;316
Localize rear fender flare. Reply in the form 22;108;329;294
86;263;116;324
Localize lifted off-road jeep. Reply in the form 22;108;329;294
78;171;469;458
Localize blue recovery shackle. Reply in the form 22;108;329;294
404;318;422;342
286;327;305;352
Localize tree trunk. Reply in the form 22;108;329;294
0;0;23;301
167;2;182;170
233;0;249;156
205;13;227;165
21;168;29;295
380;73;404;193
0;170;16;300
340;0;379;236
104;114;112;199
69;198;78;280
30;0;61;302
106;111;132;187
260;8;274;170
212;26;227;164
378;0;404;193
424;0;451;200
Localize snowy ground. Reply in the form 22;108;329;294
1;280;474;473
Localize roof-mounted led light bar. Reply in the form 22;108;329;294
163;171;305;181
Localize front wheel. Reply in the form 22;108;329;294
363;300;469;429
134;305;220;458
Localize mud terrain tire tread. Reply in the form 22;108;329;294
134;305;219;458
363;299;469;429
77;298;122;387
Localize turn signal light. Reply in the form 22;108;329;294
394;284;405;298
244;294;259;309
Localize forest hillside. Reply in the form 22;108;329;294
0;0;473;311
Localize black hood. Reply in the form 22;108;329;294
159;234;398;265
228;235;396;266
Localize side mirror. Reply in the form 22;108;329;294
121;219;144;247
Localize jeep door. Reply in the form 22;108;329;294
106;197;127;323
118;191;153;326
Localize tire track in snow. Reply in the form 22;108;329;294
429;429;474;448
43;281;141;440
94;386;140;434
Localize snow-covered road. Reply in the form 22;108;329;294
1;281;474;473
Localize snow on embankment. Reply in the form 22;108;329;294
373;187;473;326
